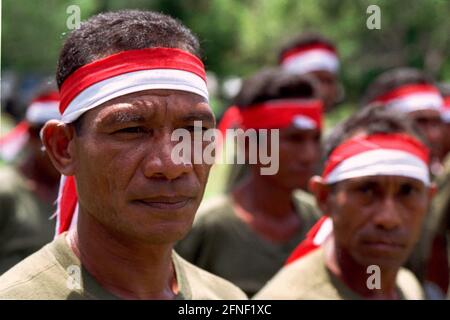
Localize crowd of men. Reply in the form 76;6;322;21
0;9;449;300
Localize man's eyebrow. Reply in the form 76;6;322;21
100;112;147;126
181;111;215;124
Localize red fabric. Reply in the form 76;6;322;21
60;47;206;114
373;84;440;104
217;99;323;136
32;91;60;104
280;43;337;63
0;121;30;144
217;106;242;137
443;97;450;108
57;176;77;234
322;133;430;180
285;216;330;265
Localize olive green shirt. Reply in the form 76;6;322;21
0;165;55;274
0;233;247;300
254;247;425;300
175;190;321;297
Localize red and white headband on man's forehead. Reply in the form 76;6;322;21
280;43;339;75
55;47;209;235
218;99;323;135
0;91;60;162
59;47;209;123
26;91;61;124
372;84;443;114
322;133;431;186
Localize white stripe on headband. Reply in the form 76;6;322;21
324;149;430;186
385;92;443;114
281;49;339;75
26;101;61;124
61;69;209;123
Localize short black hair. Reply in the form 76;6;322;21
361;67;435;107
232;67;321;109
324;103;428;162
56;10;201;89
278;32;336;64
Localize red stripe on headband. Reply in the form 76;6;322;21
280;43;337;63
373;84;439;104
240;100;322;130
32;91;60;104
59;47;206;114
444;97;450;108
322;133;429;179
218;100;323;136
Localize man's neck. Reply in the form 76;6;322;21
234;174;295;219
232;174;301;243
68;211;178;300
324;238;401;300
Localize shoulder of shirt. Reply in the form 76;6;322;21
396;267;425;300
0;242;68;299
254;248;331;299
173;252;247;300
292;189;321;216
0;165;25;195
193;194;236;225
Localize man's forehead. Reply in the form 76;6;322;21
87;90;213;124
340;175;425;187
408;109;441;120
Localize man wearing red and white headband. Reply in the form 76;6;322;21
0;88;61;274
0;10;246;300
176;68;323;297
278;33;341;112
255;105;434;299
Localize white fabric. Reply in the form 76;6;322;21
282;49;339;75
313;217;333;245
26;102;61;124
386;92;443;114
62;69;209;123
293;115;317;130
325;149;430;186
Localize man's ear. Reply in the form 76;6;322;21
309;175;332;215
41;120;77;176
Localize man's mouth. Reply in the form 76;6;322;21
133;196;193;210
361;239;406;253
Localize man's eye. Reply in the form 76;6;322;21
115;127;146;134
399;184;418;197
356;184;375;196
185;125;208;132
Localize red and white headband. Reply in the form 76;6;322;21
373;84;443;114
441;97;450;123
322;133;431;186
59;47;208;123
280;43;339;75
218;99;323;135
25;91;61;124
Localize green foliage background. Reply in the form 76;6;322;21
3;0;450;107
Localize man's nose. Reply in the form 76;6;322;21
142;132;193;180
373;196;402;231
